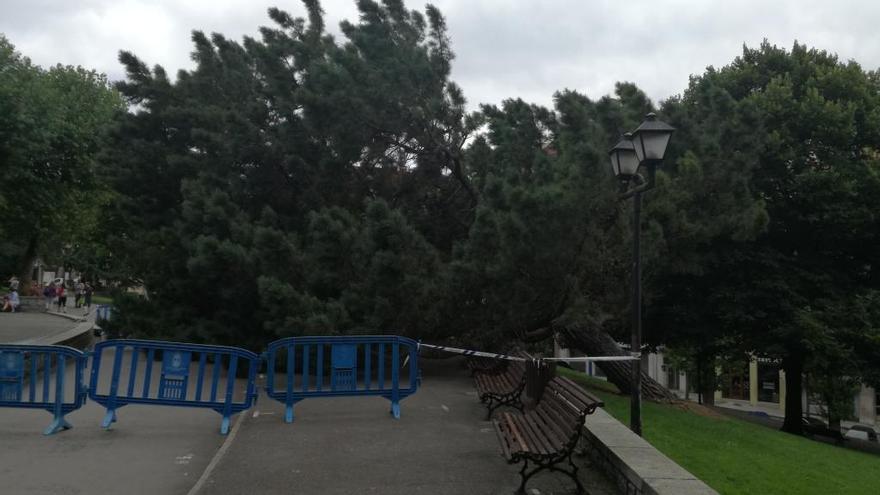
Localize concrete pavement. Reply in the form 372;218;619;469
1;352;618;494
0;299;91;344
0;312;74;343
0;345;229;495
195;357;617;495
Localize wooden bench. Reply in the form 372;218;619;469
466;355;509;376
493;374;603;494
473;355;528;419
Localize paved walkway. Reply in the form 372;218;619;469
0;344;232;495
0;300;91;343
0;354;618;494
196;356;617;495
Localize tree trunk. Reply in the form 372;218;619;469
696;354;703;405
696;349;716;406
828;413;841;434
781;355;804;434
553;320;677;402
15;233;39;293
700;369;716;406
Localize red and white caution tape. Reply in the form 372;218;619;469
418;343;639;362
418;343;526;361
542;355;639;362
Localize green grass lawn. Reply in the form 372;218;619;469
558;367;880;495
90;295;113;305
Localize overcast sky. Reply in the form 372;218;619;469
2;0;879;109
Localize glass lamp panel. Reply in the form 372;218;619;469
609;134;639;177
642;132;672;161
609;154;621;176
632;133;647;164
632;113;675;163
617;149;640;176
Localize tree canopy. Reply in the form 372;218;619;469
0;36;122;284
4;1;879;436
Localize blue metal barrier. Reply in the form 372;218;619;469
95;304;112;322
264;335;420;422
88;339;260;434
0;344;88;435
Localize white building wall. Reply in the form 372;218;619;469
857;386;876;425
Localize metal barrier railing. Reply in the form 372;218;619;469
94;304;112;324
264;335;420;422
88;339;260;434
0;344;88;434
3;335;424;435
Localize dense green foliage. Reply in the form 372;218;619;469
3;1;879;434
560;367;880;495
98;3;880;426
0;36;122;285
650;42;880;428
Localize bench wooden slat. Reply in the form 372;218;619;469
532;404;570;450
472;354;529;419
492;417;514;459
512;412;552;456
549;377;602;410
502;411;531;454
526;411;565;453
492;372;600;494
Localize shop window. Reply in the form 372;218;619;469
720;362;750;401
666;367;680;390
757;364;780;403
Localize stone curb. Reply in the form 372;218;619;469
582;407;718;495
14;314;94;348
45;310;87;323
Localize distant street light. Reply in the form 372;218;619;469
608;112;674;437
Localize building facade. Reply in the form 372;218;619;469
554;340;878;426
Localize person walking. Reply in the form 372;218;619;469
56;283;67;313
83;283;93;313
74;280;84;308
43;282;55;310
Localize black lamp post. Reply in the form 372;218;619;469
608;113;674;436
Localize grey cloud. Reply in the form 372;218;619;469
2;0;879;111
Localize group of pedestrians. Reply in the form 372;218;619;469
2;276;96;314
41;279;93;313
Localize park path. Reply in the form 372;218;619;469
0;312;78;344
0;298;91;344
0;348;227;495
196;356;617;495
0;351;617;494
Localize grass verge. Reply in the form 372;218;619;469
558;366;880;495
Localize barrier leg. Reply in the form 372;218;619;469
285;403;295;423
390;401;400;419
44;416;72;435
101;409;117;428
46;356;73;435
220;415;231;435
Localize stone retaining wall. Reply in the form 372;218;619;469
581;408;718;495
17;296;47;312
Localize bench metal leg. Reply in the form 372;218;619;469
486;395;523;420
567;451;585;494
515;459;532;495
514;454;586;495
